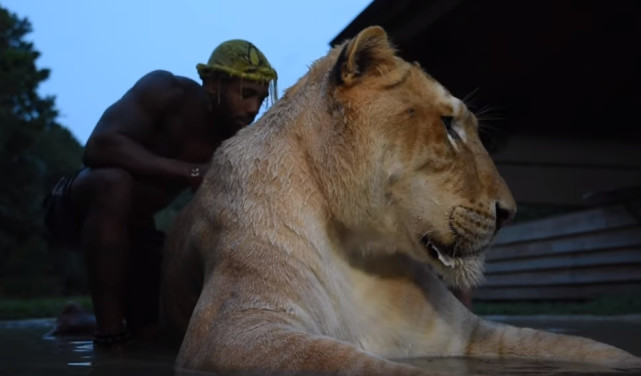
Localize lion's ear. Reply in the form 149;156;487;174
333;26;396;86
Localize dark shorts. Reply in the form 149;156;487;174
42;170;168;249
42;171;83;248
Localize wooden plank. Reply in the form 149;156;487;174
481;264;641;287
486;226;641;262
496;164;641;206
484;248;641;274
493;204;638;245
474;283;641;301
491;134;641;169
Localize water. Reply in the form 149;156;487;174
0;318;175;376
1;315;640;375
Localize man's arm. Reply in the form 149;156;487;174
83;70;197;183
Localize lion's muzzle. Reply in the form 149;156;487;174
448;206;496;256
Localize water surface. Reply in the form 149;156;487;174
1;315;639;375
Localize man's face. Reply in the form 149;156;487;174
217;78;269;130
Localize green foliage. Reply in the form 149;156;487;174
154;189;193;232
0;5;84;297
0;296;92;320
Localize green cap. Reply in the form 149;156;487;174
197;39;277;84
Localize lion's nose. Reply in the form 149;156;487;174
495;202;516;230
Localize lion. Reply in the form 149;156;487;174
160;26;641;375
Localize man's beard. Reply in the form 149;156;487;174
205;90;240;139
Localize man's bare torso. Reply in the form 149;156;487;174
80;71;223;218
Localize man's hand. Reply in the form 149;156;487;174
187;162;210;192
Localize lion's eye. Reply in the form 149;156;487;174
441;116;453;130
441;116;459;139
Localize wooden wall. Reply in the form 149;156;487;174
491;134;641;206
476;202;641;301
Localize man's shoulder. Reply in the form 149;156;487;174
136;70;199;91
129;70;201;108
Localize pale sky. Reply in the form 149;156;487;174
2;0;371;144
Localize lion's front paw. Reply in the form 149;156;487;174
601;352;641;370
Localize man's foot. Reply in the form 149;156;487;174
92;328;133;346
49;301;97;336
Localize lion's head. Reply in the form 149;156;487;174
282;26;516;289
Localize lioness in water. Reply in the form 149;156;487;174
161;26;641;375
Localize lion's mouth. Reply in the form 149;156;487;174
420;235;456;269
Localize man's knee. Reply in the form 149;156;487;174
74;168;136;210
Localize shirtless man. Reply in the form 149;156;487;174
43;39;277;345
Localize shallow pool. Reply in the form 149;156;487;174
0;318;175;376
1;315;639;375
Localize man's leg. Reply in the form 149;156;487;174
125;226;165;335
70;168;135;339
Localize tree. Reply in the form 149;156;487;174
0;5;84;296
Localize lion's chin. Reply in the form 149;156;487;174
427;250;486;289
418;235;486;288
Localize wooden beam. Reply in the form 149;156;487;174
493;205;638;246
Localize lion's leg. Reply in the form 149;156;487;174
465;318;641;367
177;309;444;376
390;267;639;368
176;275;440;376
193;326;438;375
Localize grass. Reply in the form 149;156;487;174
0;296;93;321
